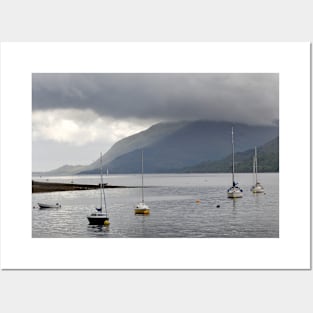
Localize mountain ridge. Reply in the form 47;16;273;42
76;120;279;174
43;120;279;175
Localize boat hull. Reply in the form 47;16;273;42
227;187;243;198
251;186;264;193
38;203;61;209
87;216;110;225
227;192;243;198
134;202;150;215
134;209;150;215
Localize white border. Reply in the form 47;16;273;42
0;42;310;269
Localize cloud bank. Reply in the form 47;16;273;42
33;73;279;126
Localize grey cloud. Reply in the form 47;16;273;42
32;73;279;125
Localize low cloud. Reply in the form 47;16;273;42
33;73;279;126
32;109;152;145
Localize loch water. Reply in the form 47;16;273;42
32;173;279;238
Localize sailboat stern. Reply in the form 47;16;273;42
134;202;150;215
87;213;110;225
251;183;264;193
227;186;243;198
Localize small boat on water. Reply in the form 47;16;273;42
38;202;61;209
87;153;110;225
87;209;110;225
250;146;264;193
135;202;150;215
227;127;243;198
134;150;150;215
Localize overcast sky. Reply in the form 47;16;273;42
32;73;279;171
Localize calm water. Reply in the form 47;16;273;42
32;173;279;238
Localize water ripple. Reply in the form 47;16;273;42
32;173;279;238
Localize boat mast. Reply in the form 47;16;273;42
255;146;258;184
99;153;103;209
252;154;256;184
232;127;235;184
100;153;107;214
141;150;144;203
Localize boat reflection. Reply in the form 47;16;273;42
87;224;110;235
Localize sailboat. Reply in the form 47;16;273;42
227;127;243;198
134;150;150;215
87;153;110;225
250;147;264;193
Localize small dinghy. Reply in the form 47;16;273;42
38;202;61;209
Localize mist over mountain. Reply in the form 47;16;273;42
61;120;279;175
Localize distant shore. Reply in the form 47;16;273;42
32;180;130;193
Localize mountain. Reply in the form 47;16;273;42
78;120;279;174
45;121;188;175
44;164;87;176
182;136;279;173
80;121;188;173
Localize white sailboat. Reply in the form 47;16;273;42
134;150;150;215
87;153;110;225
250;147;264;193
227;127;243;198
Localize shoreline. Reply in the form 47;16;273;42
32;180;131;193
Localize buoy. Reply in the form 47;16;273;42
104;220;110;226
196;200;201;204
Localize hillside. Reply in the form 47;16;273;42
43;164;87;176
45;121;188;175
78;120;278;174
182;137;279;173
81;121;188;173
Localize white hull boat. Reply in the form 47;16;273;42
250;147;264;193
134;151;150;215
227;186;243;198
38;202;61;209
251;182;264;193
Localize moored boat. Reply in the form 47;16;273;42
87;153;110;225
227;127;243;198
251;147;264;193
134;150;150;215
38;202;61;209
87;209;109;225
